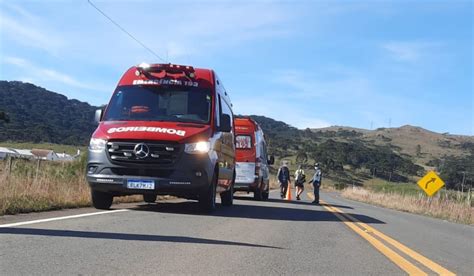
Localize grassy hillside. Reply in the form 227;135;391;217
315;125;473;167
0;81;97;145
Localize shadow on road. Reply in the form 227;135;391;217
0;227;281;249
130;201;384;224
253;197;354;210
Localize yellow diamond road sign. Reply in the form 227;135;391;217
417;171;445;197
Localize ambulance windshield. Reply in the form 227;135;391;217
103;85;212;124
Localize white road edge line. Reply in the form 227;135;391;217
0;209;129;228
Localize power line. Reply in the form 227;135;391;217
87;0;166;62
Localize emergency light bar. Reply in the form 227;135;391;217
136;63;195;78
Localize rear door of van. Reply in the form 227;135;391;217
235;129;256;184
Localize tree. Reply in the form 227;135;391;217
295;151;308;165
439;154;474;190
416;144;421;157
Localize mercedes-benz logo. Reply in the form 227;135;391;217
133;143;150;159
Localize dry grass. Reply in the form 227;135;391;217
0;157;141;216
342;187;474;225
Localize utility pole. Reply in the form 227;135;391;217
461;171;466;193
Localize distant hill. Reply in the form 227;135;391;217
0;81;98;145
314;125;474;168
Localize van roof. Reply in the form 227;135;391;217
117;63;215;89
116;63;232;108
234;117;260;132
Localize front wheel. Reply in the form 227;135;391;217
143;194;157;203
91;190;113;210
199;174;217;212
220;183;234;206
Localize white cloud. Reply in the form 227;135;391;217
232;95;331;129
0;6;65;55
77;1;295;63
2;2;41;22
3;56;107;92
290;117;331;129
272;69;372;101
382;41;438;62
259;67;426;130
3;56;28;67
1;1;295;67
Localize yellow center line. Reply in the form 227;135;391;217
314;199;427;275
322;200;456;276
309;193;457;276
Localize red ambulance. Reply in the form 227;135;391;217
234;117;274;200
87;63;235;212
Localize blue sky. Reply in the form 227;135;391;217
0;0;472;135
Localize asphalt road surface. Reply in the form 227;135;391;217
1;190;473;275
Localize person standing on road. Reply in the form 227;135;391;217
277;162;291;199
294;165;306;200
309;163;322;204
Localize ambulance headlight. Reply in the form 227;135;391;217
89;138;107;152
185;141;210;154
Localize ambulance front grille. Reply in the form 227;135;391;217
106;140;182;165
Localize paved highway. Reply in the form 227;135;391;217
1;191;472;275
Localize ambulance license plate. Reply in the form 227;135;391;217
127;180;155;190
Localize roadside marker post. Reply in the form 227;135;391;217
417;171;445;197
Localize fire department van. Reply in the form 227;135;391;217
234;117;274;200
86;63;235;211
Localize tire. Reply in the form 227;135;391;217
91;190;113;210
199;174;217;212
253;186;263;201
262;188;269;200
220;183;234;206
143;194;157;203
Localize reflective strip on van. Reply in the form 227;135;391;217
235;162;256;184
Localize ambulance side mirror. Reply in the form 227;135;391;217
219;114;232;132
94;109;103;124
268;155;275;165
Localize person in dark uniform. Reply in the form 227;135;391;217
309;163;322;204
277;162;291;199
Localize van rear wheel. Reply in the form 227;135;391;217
262;189;269;200
253;187;263;201
91;190;113;210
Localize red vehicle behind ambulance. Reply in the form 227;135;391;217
87;63;235;211
234;117;274;200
